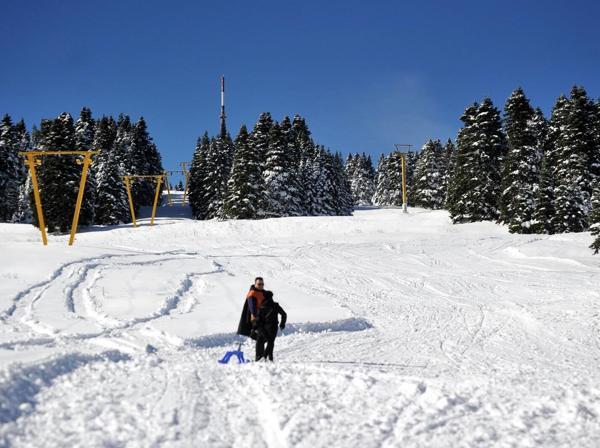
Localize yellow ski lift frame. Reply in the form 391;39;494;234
394;144;412;213
19;151;98;246
122;174;164;227
163;165;191;206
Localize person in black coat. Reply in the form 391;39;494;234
255;290;287;361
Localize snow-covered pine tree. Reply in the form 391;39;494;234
347;153;375;206
294;116;320;215
387;152;405;207
552;87;596;233
590;182;600;253
74;107;96;226
12;120;33;223
188;132;210;219
446;103;479;221
204;132;235;219
331;152;354;215
345;153;357;200
263;122;299;217
372;154;391;205
116;114;133;154
250;112;273;165
500;88;543;233
0;115;22;221
300;150;326;215
447;100;506;222
128;117;163;207
93;116;130;224
441;139;455;204
592;100;600;182
313;146;336;215
35;113;80;233
532;97;568;234
13;119;30;171
279;116;303;215
412;139;445;209
13;173;33;223
474;98;507;220
223;125;267;219
405;151;420;203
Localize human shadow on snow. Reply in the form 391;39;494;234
185;317;373;349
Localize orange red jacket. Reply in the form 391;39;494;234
246;286;265;318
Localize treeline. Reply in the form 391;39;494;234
0;108;163;231
188;113;353;219
344;86;600;253
345;140;455;209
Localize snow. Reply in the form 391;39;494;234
1;207;600;447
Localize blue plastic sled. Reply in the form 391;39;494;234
218;343;249;364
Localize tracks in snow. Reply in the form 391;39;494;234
1;250;227;352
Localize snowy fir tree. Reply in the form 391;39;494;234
250;112;274;165
441;139;455;203
372;154;391;205
500;88;543;233
551;87;596;233
405;150;420;202
590;183;600;254
128;117;163;207
0;115;26;222
10;119;31;222
372;153;405;207
446;100;506;223
278;116;303;215
531;97;568;234
34;113;80;233
187;125;234;220
13;172;33;223
93;116;130;224
223;125;267;219
313;146;337;215
589;179;600;254
206;133;235;219
293;115;319;214
330;152;354;215
188;132;210;219
74;107;96;226
263;122;301;217
412;139;445;209
346;153;375;206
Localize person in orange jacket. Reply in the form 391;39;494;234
237;277;266;338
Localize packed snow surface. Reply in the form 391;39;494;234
1;206;599;447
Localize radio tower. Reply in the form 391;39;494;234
219;75;227;137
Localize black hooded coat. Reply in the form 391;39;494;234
237;299;253;337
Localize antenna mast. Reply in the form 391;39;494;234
220;75;227;137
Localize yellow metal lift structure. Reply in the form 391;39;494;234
163;162;191;206
394;144;411;213
123;174;164;227
19;151;97;246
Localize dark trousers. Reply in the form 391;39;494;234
256;331;276;361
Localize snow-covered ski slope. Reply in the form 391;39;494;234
1;207;599;447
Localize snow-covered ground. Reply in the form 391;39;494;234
1;204;599;447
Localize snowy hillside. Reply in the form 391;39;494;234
1;208;599;447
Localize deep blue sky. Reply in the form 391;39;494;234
2;0;599;171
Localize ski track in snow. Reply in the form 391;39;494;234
1;209;600;447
